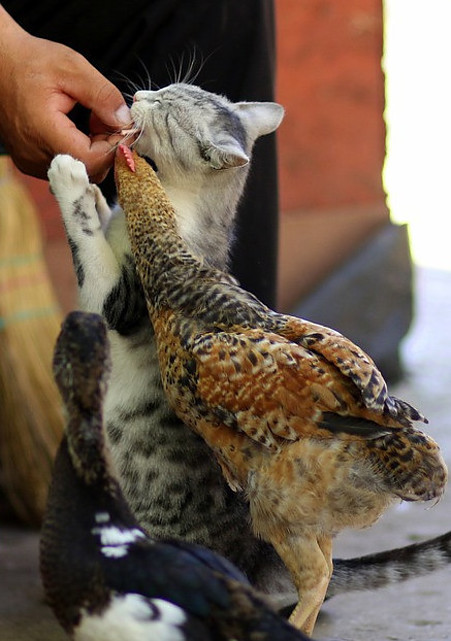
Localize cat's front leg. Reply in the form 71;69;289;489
48;155;122;314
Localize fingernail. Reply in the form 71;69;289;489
115;104;131;125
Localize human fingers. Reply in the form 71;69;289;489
42;112;124;182
57;50;131;134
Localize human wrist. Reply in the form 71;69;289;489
0;5;31;73
0;5;27;41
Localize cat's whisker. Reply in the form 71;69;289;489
105;128;142;157
102;119;138;138
166;55;181;85
166;48;204;86
113;69;144;99
181;48;203;85
134;57;156;91
122;91;136;103
129;129;144;151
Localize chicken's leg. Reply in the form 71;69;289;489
272;533;333;636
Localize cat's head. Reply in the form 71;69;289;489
130;83;284;179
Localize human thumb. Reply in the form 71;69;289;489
60;51;131;130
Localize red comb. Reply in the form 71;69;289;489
118;144;136;172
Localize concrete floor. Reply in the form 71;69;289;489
1;265;450;641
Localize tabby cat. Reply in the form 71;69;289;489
48;83;451;609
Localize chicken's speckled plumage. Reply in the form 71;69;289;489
115;147;448;635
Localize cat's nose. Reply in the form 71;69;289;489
133;90;159;103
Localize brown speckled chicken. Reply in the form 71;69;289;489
115;146;448;635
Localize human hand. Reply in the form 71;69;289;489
0;8;131;182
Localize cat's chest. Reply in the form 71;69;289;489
171;198;207;258
165;186;231;269
103;328;160;410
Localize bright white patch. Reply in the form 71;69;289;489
91;525;146;559
95;512;111;524
94;526;146;546
75;593;186;641
101;546;129;559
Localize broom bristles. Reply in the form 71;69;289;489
0;158;63;525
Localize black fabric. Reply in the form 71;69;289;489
3;0;278;306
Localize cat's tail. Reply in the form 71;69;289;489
328;529;451;598
252;531;451;611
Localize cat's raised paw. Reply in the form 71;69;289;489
48;155;103;236
48;155;91;200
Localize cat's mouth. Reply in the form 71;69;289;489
119;128;158;172
120;128;140;136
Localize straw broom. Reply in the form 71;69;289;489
0;157;63;525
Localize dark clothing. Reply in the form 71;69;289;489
3;0;278;306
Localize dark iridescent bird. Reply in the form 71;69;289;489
114;146;448;636
40;310;312;641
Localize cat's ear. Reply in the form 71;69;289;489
203;141;249;170
235;102;285;139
